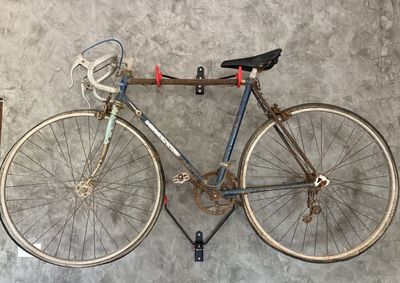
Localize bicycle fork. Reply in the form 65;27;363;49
73;100;122;198
84;77;128;184
88;101;123;180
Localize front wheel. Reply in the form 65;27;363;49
0;110;165;267
239;103;398;262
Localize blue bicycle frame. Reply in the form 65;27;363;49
98;74;314;194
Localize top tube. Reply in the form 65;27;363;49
127;78;243;86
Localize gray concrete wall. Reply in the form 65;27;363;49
0;0;399;282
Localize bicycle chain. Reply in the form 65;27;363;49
190;170;240;216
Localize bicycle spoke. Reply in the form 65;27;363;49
253;153;302;178
309;113;322;165
319;199;340;254
68;197;78;259
44;201;74;252
93;153;150;182
279;207;308;242
301;221;309;252
85;200;120;249
94;164;155;193
93;127;128;182
26;138;83;180
9;196;72;214
34;215;68;245
17;151;72;192
93;195;150;213
81;196;108;256
313;213;319;256
325;187;362;241
330;185;373;232
95;189;145;227
81;198;91;260
22;209;49;237
323;188;379;223
331;175;389;190
80;119;102;179
317;118;345;171
289;209;304;247
324;134;368;175
270;206;297;233
91;133;138;181
97;186;154;201
332;182;387;200
259;143;303;177
49;123;76;183
259;193;300;224
327;150;378;175
295;116;306;154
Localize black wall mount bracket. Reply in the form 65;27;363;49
163;196;235;262
195;66;205;95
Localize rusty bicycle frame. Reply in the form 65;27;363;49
87;69;318;197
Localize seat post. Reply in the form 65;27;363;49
249;68;258;78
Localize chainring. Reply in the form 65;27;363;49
192;170;238;215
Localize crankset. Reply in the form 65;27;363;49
191;170;238;215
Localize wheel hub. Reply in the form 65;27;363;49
74;180;95;198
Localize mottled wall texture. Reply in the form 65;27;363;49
0;0;399;282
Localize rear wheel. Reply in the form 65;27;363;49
0;110;164;267
239;103;398;262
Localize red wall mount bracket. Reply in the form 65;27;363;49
236;66;242;88
155;65;163;87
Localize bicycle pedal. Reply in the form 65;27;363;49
173;173;190;184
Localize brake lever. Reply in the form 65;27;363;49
69;54;91;89
80;79;92;108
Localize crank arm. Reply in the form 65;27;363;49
222;181;314;197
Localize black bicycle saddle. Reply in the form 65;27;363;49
221;48;282;72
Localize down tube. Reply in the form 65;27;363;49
215;80;252;186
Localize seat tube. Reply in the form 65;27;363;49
215;79;252;186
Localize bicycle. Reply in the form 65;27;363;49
0;39;398;267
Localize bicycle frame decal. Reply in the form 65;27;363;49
144;120;181;157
